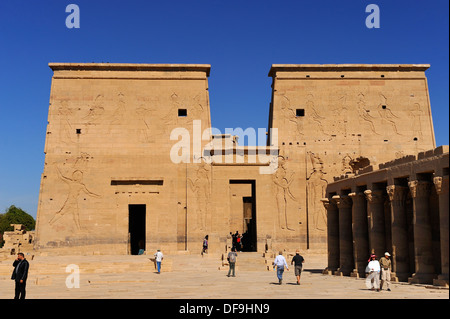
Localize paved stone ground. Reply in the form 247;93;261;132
0;253;448;300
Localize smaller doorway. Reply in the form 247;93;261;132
129;204;146;255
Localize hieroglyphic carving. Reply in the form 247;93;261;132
49;165;100;230
273;157;297;231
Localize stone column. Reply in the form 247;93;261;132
386;185;410;282
321;198;339;275
433;176;449;287
348;192;369;278
335;195;353;276
364;189;386;258
408;180;435;284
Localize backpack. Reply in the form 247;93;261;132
228;252;236;263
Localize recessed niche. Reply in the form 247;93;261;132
296;109;305;117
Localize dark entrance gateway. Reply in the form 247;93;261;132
229;180;257;252
128;204;146;255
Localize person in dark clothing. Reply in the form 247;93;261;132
202;235;209;256
11;252;29;299
291;250;305;285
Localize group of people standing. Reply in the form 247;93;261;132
365;252;392;291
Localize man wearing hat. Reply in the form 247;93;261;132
379;252;392;291
366;254;381;291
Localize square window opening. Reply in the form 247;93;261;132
296;109;305;117
178;109;187;117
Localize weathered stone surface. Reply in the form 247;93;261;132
35;63;437;257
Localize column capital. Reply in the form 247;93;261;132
433;176;449;195
334;195;352;209
386;185;408;202
364;189;384;203
320;198;330;209
408;180;431;199
348;192;365;203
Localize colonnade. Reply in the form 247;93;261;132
322;175;448;286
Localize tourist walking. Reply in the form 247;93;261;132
154;249;164;274
11;252;29;299
291;250;305;285
365;254;381;291
273;251;289;284
227;247;238;277
202;235;209;256
379;252;392;291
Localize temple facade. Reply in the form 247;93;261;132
35;63;439;257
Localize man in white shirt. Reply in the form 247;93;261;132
365;254;381;291
154;249;164;274
273;251;289;284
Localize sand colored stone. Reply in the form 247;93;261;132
34;63;436;257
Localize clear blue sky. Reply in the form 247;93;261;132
0;0;448;218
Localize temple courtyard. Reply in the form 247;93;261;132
0;252;447;299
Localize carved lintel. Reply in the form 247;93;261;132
433;176;449;195
408;180;431;199
386;185;408;202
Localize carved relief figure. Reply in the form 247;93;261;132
84;94;105;125
190;93;205;122
307;152;328;231
306;94;325;134
188;161;211;231
57;100;74;144
74;152;92;171
108;92;128;134
378;94;401;135
49;165;100;230
136;105;153;143
342;154;353;174
409;102;423;138
357;93;378;135
273;157;297;231
163;92;182;126
279;93;303;137
332;94;349;136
